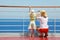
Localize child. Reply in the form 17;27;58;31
28;10;36;37
36;10;49;37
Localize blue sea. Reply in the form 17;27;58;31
0;19;60;33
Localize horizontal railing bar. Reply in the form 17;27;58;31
0;6;60;8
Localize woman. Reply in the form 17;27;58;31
28;10;36;37
36;10;49;37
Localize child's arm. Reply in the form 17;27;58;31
36;13;41;20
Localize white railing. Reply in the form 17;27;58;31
0;6;60;35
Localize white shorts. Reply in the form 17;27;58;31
28;21;36;29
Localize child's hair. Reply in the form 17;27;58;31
40;10;47;18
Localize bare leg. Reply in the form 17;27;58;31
44;32;48;37
30;29;34;37
39;33;43;37
29;30;34;40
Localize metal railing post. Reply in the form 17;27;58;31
54;18;56;36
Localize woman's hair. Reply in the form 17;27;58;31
40;10;47;18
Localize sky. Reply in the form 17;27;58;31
0;0;60;6
0;0;60;19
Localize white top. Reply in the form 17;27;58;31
37;16;49;29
